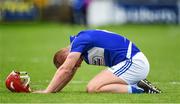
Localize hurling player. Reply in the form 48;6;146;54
34;30;161;94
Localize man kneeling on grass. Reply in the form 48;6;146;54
34;30;161;94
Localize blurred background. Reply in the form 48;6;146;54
0;0;180;26
1;0;180;103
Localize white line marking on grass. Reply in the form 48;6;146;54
153;81;180;85
31;80;88;87
34;80;88;84
71;80;88;84
6;57;48;63
1;79;180;85
169;81;180;85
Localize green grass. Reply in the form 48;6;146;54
0;23;180;103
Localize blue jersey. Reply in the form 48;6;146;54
70;30;140;67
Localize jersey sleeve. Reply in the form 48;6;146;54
70;32;92;53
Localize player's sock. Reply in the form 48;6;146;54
128;85;144;93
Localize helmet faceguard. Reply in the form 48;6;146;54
5;71;31;93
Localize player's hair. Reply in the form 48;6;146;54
53;47;69;69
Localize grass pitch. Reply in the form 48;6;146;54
0;23;180;103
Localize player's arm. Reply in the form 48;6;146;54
46;52;81;93
34;52;81;93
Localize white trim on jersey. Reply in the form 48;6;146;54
126;41;132;59
70;36;77;52
87;47;105;65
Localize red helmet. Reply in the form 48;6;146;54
5;71;31;93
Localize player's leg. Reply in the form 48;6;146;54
97;83;129;93
86;69;144;93
87;52;150;94
86;69;127;93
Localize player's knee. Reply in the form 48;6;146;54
86;85;99;93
